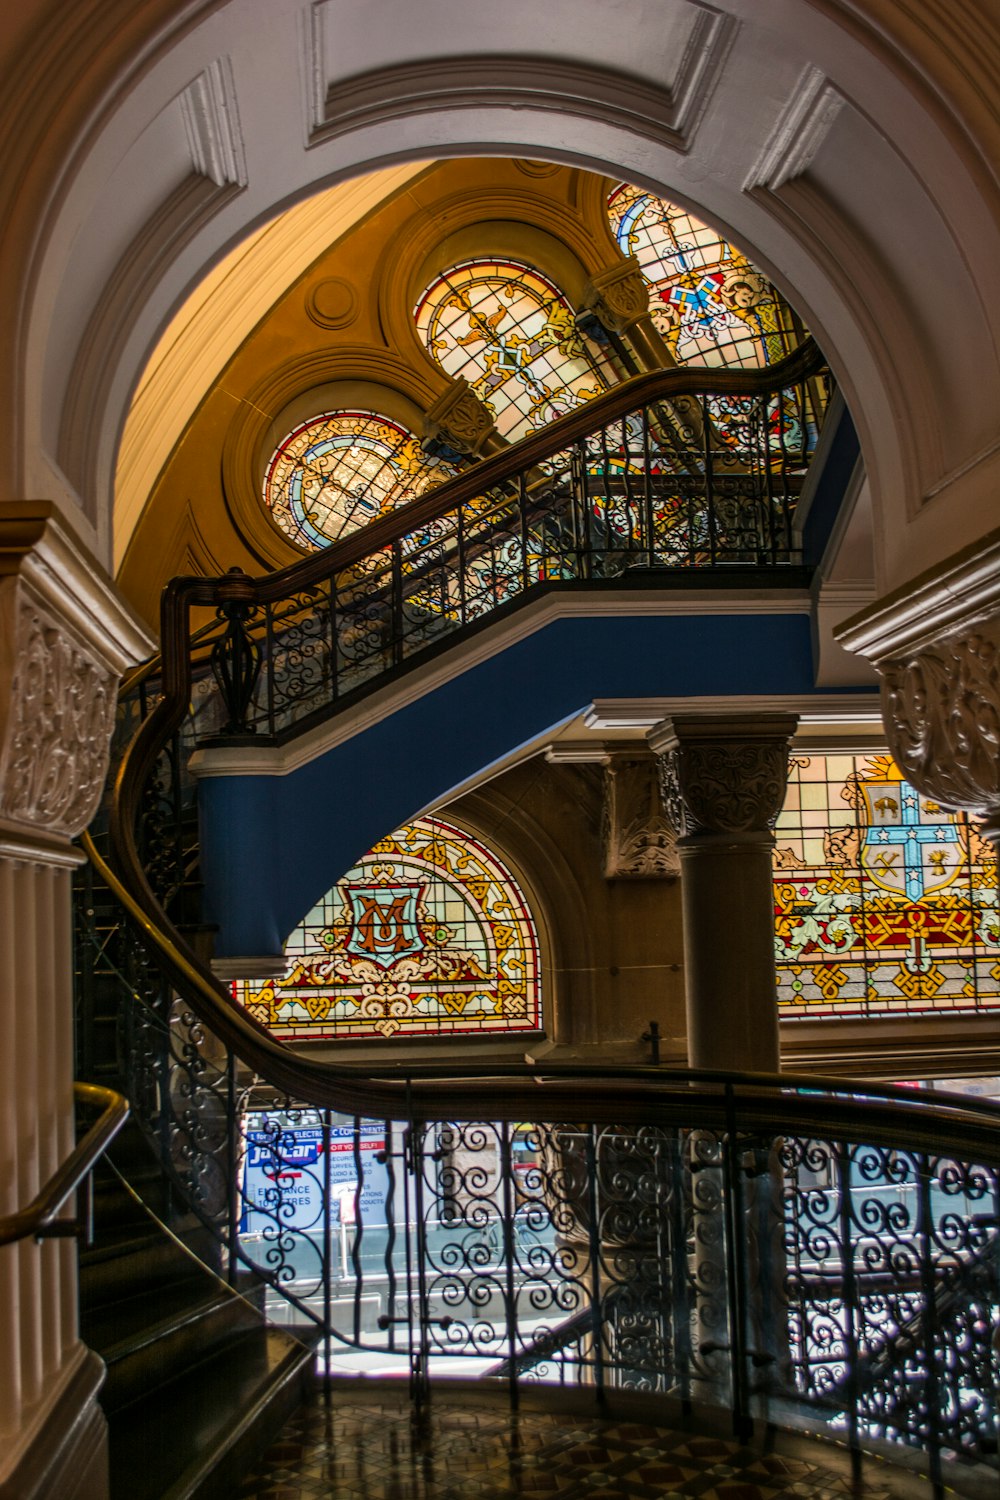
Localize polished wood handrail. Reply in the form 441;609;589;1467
0;1083;129;1247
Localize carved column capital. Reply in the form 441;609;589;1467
0;583;117;841
651;714;798;839
602;753;680;879
583;258;650;335
0;504;153;852
421;377;498;458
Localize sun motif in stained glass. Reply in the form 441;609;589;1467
233;817;542;1042
263;410;453;552
773;753;999;1018
607;183;801;370
414;259;608;441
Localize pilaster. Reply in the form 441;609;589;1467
0;503;150;1494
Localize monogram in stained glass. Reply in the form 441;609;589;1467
263;409;454;552
607;183;801;370
773;753;1000;1017
414;259;610;441
234;817;542;1042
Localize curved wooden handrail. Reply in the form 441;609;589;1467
82;831;1000;1160
0;1083;129;1247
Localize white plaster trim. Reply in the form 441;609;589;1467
0;1341;89;1482
179;57;246;189
15;508;154;673
189;588;813;780
313;56;689;153
745;66;844;192
671;6;739;141
836;525;1000;662
0;820;85;867
544;741;613;765
586;692;881;731
212;955;286;980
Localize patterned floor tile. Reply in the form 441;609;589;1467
238;1391;898;1500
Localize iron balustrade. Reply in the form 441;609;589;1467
70;863;1000;1497
143;340;825;745
72;338;1000;1491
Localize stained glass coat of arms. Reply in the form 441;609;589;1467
773;754;1000;1017
234;817;542;1042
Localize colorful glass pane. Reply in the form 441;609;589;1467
263;410;453;552
414;259;608;441
774;754;1000;1017
234;816;542;1042
607;183;801;371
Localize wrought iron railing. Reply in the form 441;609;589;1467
73;340;1000;1491
72;847;1000;1496
153;338;824;744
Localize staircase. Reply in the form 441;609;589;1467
79;1125;315;1500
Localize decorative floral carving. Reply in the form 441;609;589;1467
880;620;1000;839
422;378;496;456
655;720;796;838
602;756;680;878
0;597;118;836
585;260;650;334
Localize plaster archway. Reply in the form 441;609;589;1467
4;0;999;597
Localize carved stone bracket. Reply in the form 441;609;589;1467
651;715;798;839
836;526;1000;845
880;620;1000;839
421;377;498;458
602;754;680;878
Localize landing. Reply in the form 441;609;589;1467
237;1382;910;1499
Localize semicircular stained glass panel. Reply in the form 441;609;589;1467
414;259;608;442
774;752;1000;1018
234;816;543;1042
263;409;454;552
607;183;802;370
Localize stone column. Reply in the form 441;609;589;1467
0;504;151;1500
650;714;798;1073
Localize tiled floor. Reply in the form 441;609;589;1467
238;1389;897;1499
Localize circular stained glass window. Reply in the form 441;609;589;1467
414;259;607;441
263;409;452;552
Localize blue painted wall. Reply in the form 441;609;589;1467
199;608;869;956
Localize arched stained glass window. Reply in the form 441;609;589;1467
414;259;608;441
234;816;543;1042
263;409;453;552
607;183;801;371
773;753;1000;1018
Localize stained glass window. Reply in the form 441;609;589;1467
414;259;609;441
607;183;802;370
234;816;542;1042
263;410;454;552
774;754;1000;1018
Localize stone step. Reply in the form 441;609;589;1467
107;1326;315;1500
